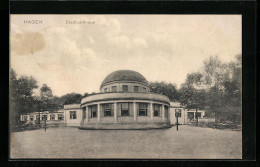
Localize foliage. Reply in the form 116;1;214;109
149;81;179;101
59;93;83;105
179;84;206;110
10;68;39;131
181;55;242;123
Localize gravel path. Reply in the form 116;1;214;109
10;125;242;159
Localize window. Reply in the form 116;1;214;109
143;87;146;92
58;114;64;120
104;88;107;92
30;116;34;121
134;86;139;92
70;111;77;119
42;115;47;120
153;104;161;116
139;103;148;116
196;112;201;118
122;85;128;92
121;103;130;116
90;106;97;118
50;114;55;120
103;103;113;117
23;116;27;121
112;86;117;92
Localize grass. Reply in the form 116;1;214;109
10;125;242;159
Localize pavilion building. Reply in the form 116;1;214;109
64;70;171;129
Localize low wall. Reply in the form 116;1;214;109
198;118;216;122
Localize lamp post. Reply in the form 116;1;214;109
175;109;180;131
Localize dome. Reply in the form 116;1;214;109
101;70;149;87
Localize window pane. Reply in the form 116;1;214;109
153;104;161;117
50;115;55;120
134;86;139;92
139;103;148;116
103;103;113;117
122;85;128;92
112;86;117;92
90;105;97;118
121;110;129;116
120;103;129;116
70;111;77;119
58;114;64;120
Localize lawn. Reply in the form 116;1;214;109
10;125;242;159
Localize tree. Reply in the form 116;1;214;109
201;55;241;123
39;84;55;111
59;93;83;105
179;83;206;126
83;92;97;98
150;81;179;101
10;68;38;130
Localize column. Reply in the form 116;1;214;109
81;108;84;125
193;112;195;120
114;102;117;122
150;102;153;120
85;106;89;123
133;102;137;121
97;103;101;122
162;105;165;120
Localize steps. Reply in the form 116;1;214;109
79;121;171;130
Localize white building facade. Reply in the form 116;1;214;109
65;70;171;129
169;102;206;125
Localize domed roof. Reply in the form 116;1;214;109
101;70;149;87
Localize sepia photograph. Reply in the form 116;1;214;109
10;14;242;159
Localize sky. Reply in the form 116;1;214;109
10;15;242;97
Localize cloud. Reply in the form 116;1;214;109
10;15;241;96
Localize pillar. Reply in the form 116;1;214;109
193;112;195;120
97;103;101;122
114;102;117;122
133;102;137;121
150;102;153;120
162;105;165;120
85;106;89;123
